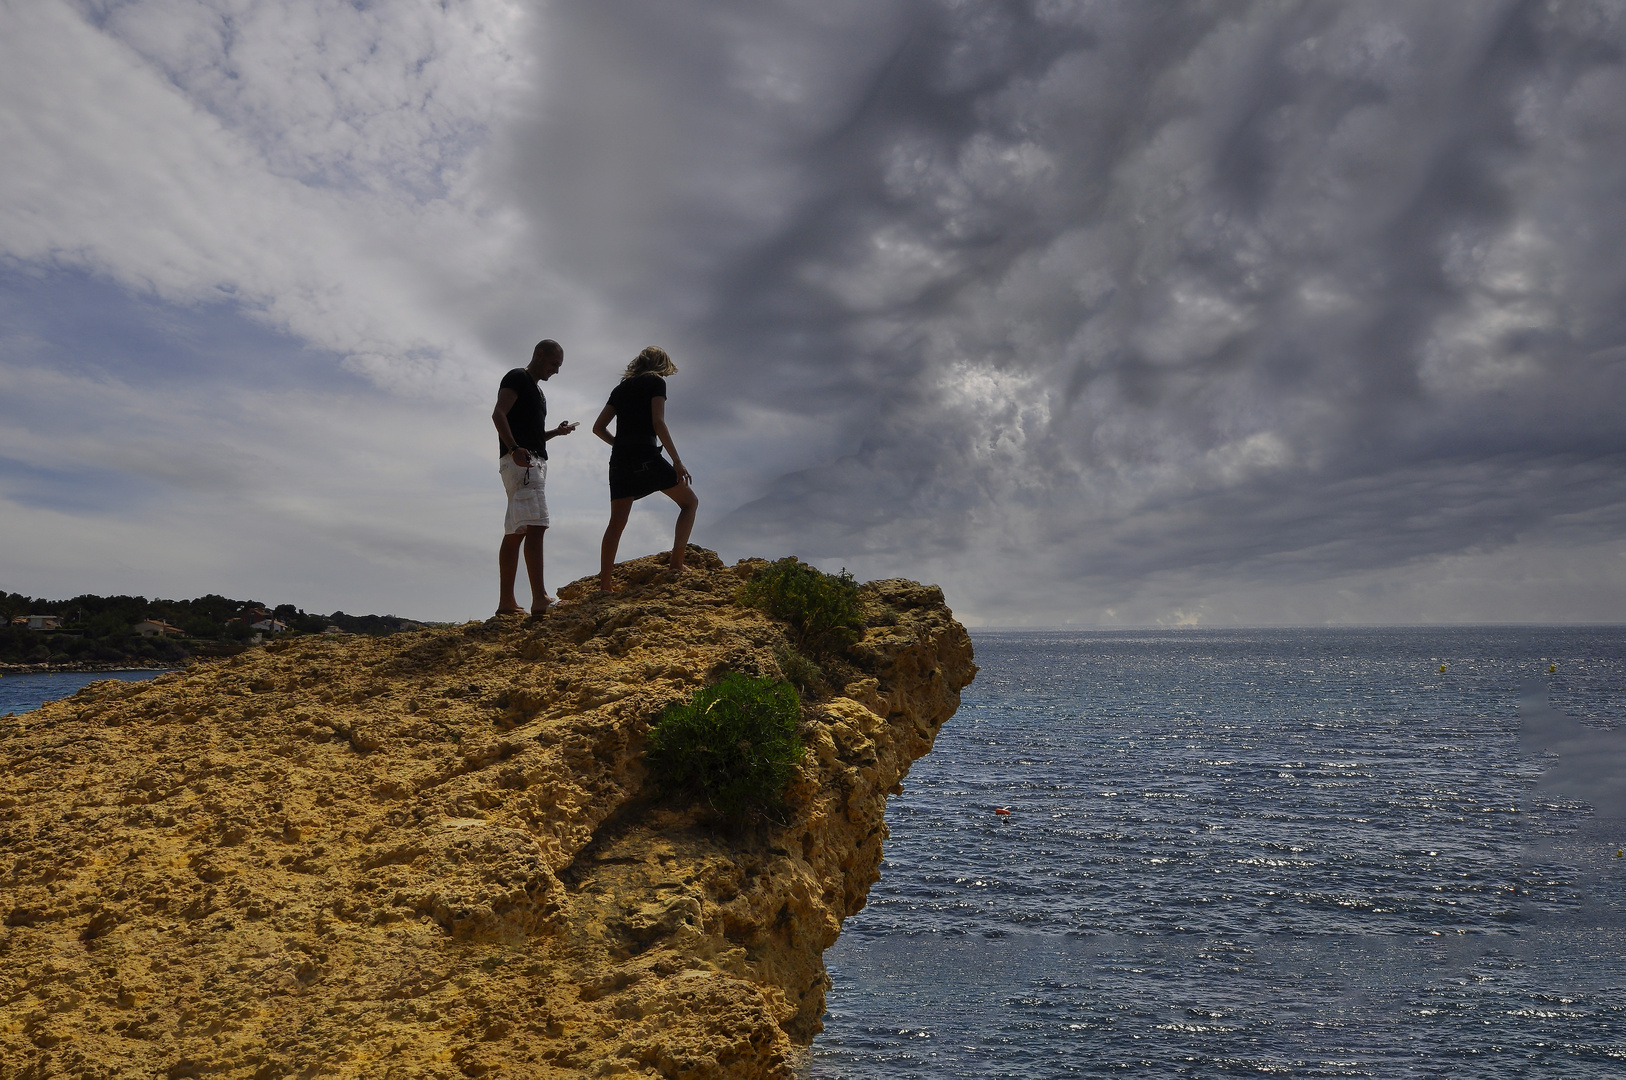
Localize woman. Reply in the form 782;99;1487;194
592;346;698;590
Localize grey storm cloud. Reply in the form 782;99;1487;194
508;0;1626;620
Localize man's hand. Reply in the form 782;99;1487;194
549;421;580;438
511;447;532;466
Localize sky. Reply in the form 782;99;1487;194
2;0;1625;626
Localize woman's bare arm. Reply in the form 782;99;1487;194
591;403;616;447
650;397;691;484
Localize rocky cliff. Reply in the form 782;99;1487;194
0;551;975;1079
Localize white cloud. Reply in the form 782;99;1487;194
81;0;530;193
0;0;556;397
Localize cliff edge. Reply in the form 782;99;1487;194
1;551;975;1078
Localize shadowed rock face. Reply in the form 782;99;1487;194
0;551;975;1079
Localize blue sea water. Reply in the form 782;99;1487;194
0;669;166;716
810;627;1626;1079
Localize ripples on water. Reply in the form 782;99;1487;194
811;628;1626;1078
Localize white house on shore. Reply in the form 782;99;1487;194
15;615;63;631
133;619;184;638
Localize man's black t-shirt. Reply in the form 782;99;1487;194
499;368;547;459
606;374;666;464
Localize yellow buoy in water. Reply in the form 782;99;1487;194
1549;664;1557;673
1439;664;1446;673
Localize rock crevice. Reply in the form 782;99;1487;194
1;551;974;1078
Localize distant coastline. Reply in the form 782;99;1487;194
3;590;434;673
1;659;181;676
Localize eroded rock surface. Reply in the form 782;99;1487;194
0;551;975;1078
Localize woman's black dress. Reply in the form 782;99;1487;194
606;373;679;500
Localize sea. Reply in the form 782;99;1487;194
0;669;167;717
809;627;1626;1079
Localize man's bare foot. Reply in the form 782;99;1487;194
495;606;524;617
529;596;554;616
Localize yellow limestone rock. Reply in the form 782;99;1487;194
0;550;975;1079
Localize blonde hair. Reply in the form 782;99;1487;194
622;345;678;380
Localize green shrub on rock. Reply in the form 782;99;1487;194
774;643;826;696
737;557;864;652
645;673;805;819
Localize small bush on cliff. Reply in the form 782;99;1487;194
738;558;864;652
646;673;805;819
774;643;825;696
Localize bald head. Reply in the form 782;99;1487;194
527;339;563;380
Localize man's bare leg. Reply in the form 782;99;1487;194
663;484;699;571
497;531;525;614
523;525;552;612
600;499;634;591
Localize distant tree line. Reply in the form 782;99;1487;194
0;590;428;668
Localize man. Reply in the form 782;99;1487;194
493;339;578;615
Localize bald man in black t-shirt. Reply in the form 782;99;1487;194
492;339;578;614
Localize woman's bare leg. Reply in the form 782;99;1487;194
600;498;634;590
662;484;699;570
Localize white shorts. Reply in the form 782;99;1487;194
500;456;549;534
